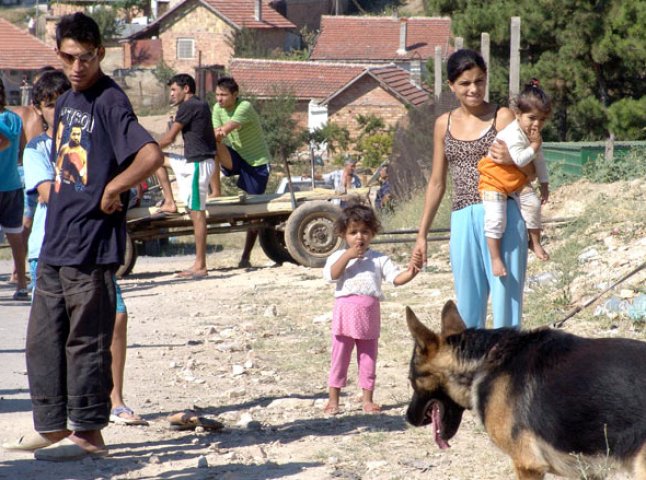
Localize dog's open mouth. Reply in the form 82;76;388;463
425;400;450;449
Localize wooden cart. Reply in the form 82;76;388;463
120;187;372;277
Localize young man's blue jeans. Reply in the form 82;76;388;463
26;262;116;433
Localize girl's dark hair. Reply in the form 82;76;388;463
447;49;487;83
513;78;552;114
33;70;71;106
56;12;102;49
334;202;381;237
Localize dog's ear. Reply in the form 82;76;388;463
406;306;439;353
441;300;466;338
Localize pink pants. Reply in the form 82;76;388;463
328;335;378;391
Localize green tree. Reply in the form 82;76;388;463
307;122;351;157
248;91;305;163
87;7;123;42
425;0;646;141
354;114;394;168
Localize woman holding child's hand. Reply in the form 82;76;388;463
412;49;530;329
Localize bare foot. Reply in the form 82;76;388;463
362;402;381;414
40;430;72;444
156;200;177;214
323;402;340;416
530;242;550;261
491;258;507;277
68;431;106;453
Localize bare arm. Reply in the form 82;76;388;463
329;246;364;280
101;142;164;214
411;113;449;265
214;120;241;142
157;121;183;149
36;181;53;204
0;132;8;152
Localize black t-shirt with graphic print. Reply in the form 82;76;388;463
41;75;154;266
174;95;216;162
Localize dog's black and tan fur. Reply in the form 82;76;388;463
406;301;646;479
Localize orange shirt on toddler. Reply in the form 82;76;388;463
477;156;527;196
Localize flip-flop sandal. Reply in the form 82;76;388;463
167;411;224;431
110;406;149;426
2;433;54;451
174;270;208;280
34;438;109;462
362;403;381;414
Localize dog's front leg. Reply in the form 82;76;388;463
513;465;545;480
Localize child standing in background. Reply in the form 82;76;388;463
322;203;422;415
478;79;552;277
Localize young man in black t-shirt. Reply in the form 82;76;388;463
155;74;216;278
23;13;163;461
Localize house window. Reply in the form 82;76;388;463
176;38;195;59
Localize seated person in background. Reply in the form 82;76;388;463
374;163;392;211
322;155;362;193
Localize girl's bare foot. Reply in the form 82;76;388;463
362;402;381;414
491;258;507;277
323;402;340;415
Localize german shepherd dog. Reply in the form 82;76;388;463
405;301;646;479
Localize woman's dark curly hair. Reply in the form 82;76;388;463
334;202;381;237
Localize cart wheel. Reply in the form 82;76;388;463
116;233;137;278
259;226;295;265
285;201;343;268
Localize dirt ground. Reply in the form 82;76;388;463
0;177;644;480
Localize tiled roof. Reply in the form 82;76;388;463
229;59;430;107
128;0;295;39
311;15;452;61
346;64;431;107
205;0;295;29
0;18;59;70
230;59;366;100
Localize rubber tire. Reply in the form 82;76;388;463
259;226;295;265
116;233;137;278
285;201;343;268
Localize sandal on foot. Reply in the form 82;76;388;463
362;403;381;414
34;438;108;462
167;411;224;431
2;433;54;451
323;403;340;416
110;405;149;426
174;270;208;280
13;289;30;301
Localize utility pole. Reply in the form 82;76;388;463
481;32;490;102
509;17;521;100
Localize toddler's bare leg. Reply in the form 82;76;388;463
528;229;549;260
486;236;507;277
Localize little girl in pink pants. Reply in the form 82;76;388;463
322;203;422;415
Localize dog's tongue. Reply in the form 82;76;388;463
430;403;450;449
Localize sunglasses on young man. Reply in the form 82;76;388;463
57;48;99;65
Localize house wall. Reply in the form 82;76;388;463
158;4;292;72
159;3;234;72
327;78;407;139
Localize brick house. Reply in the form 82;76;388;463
0;18;59;105
229;58;430;140
126;0;297;73
310;15;453;82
